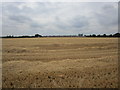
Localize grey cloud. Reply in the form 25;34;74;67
102;4;116;12
53;17;69;29
2;2;118;36
9;15;32;23
94;3;118;27
30;22;47;28
30;23;41;28
2;3;22;15
119;2;120;27
95;12;117;26
70;16;89;28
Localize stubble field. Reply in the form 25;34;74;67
2;37;118;88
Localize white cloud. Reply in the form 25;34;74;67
1;0;119;2
2;2;118;36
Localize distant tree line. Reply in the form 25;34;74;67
2;34;42;38
85;33;120;37
1;33;120;38
44;35;78;37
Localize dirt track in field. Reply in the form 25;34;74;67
2;37;118;88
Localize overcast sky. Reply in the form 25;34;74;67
2;2;118;36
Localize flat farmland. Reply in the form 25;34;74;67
2;37;118;88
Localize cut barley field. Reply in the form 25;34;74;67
2;37;118;88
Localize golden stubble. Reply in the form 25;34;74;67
2;37;118;88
